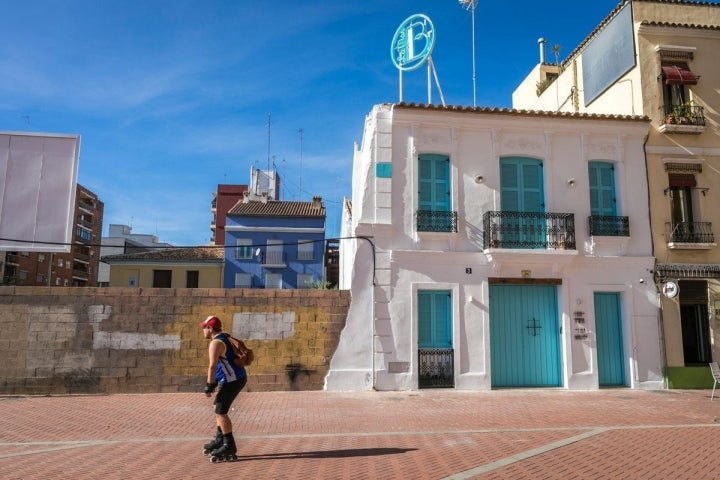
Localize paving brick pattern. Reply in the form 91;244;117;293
1;389;720;479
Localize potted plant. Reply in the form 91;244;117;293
671;101;693;124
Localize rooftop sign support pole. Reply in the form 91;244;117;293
428;57;446;106
459;0;478;107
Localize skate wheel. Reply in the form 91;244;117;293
210;456;219;463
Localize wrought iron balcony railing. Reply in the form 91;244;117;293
662;104;705;127
416;210;458;233
665;222;715;244
482;211;576;249
588;215;630;236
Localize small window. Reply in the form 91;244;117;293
297;273;314;288
152;270;172;288
19;270;28;279
235;239;254;259
38;254;45;262
186;270;199;288
297;240;314;260
265;273;282;289
235;273;251;288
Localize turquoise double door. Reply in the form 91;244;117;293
490;284;561;387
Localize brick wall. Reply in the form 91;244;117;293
0;286;350;395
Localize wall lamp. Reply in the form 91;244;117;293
567;178;576;188
474;175;485;184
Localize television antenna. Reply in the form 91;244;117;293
298;128;303;200
459;0;478;107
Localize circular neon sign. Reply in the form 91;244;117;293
390;14;436;72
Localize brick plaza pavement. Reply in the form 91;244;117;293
1;388;720;479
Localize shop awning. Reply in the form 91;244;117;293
661;64;698;85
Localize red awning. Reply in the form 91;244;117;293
662;64;698;85
669;173;697;188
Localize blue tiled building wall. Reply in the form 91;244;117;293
223;215;325;288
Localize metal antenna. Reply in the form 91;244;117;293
298;128;303;201
459;0;478;107
266;113;271;174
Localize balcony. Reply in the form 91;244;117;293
416;210;458;233
483;211;576;250
78;201;95;213
73;268;89;277
588;215;629;236
666;222;716;249
659;104;705;134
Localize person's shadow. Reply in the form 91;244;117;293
235;447;417;461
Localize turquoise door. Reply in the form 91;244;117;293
418;154;452;232
418;290;453;388
500;157;544;246
490;284;560;387
594;292;625;385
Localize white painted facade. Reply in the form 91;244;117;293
326;103;662;391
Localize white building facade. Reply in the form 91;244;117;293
326;103;662;391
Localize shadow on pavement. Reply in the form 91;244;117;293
235;447;417;461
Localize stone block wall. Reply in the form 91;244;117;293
0;286;350;395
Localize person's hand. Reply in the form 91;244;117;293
203;382;217;397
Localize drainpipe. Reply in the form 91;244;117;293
642;134;666;386
356;236;378;390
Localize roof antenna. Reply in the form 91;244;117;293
298;128;303;201
458;0;478;107
266;113;271;174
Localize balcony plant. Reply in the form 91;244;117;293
666;101;693;124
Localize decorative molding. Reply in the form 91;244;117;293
417;131;451;148
663;161;702;173
502;136;543;155
586;141;617;158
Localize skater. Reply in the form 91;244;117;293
200;315;247;462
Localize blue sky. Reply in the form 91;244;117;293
0;0;620;246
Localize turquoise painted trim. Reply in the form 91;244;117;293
376;163;392;178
